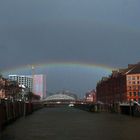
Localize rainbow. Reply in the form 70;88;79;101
2;61;114;75
2;62;114;94
39;62;114;70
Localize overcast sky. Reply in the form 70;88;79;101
0;0;140;97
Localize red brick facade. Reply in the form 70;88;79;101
96;63;140;104
126;74;140;102
96;73;126;104
0;77;21;99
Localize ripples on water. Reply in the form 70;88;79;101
1;107;140;140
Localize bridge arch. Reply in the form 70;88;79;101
43;93;76;106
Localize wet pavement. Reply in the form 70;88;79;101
1;106;140;140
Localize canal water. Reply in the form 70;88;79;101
1;107;140;140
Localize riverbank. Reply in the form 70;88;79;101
0;99;43;132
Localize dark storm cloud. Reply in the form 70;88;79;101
0;22;140;69
0;0;140;26
1;0;140;95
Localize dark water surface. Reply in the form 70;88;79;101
1;107;140;140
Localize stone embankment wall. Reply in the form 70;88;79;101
0;99;43;132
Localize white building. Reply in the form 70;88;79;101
9;74;47;100
9;75;33;92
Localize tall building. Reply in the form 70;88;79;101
126;64;140;102
9;75;33;92
32;74;47;99
9;74;47;99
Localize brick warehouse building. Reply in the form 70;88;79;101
0;77;21;99
96;62;140;104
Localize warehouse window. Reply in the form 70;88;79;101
134;92;136;96
132;76;136;80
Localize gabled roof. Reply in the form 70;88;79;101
126;63;140;74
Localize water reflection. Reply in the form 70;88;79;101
1;107;140;140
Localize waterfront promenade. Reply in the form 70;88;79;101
1;107;140;140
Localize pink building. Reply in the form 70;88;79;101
85;89;96;103
32;75;47;99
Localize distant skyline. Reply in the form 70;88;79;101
0;0;140;97
3;63;112;98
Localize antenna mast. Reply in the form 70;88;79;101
31;65;35;77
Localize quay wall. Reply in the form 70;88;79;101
0;99;43;132
45;102;140;117
74;102;140;117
